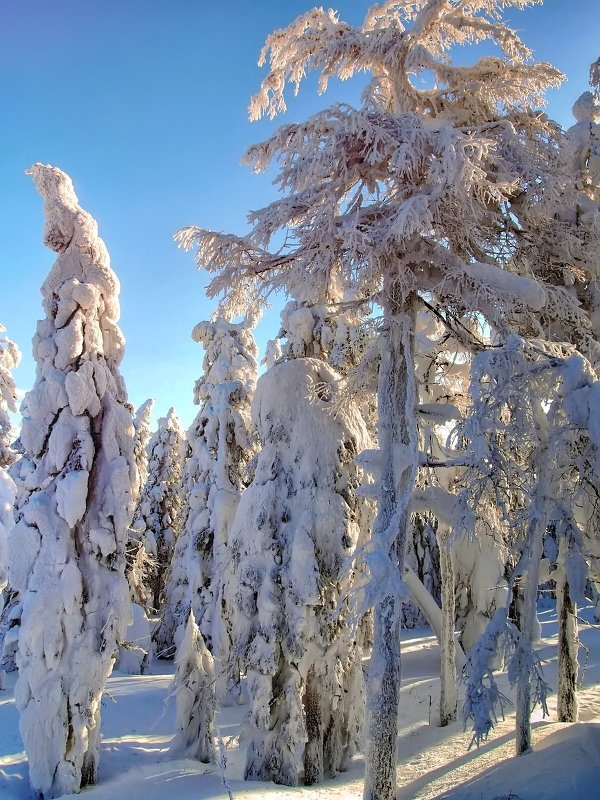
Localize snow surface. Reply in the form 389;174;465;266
0;603;598;800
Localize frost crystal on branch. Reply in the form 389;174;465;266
8;164;138;799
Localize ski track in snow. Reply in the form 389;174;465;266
0;605;599;799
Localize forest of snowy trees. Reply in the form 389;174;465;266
1;3;600;800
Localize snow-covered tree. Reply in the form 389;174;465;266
177;3;575;795
0;325;20;593
134;407;185;612
133;398;155;495
224;358;369;785
461;336;598;752
155;319;257;668
0;324;21;472
126;398;156;606
169;611;216;763
8;164;138;798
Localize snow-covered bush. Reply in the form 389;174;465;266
225;358;370;785
155;319;257;667
169;611;215;763
8;164;139;798
115;603;151;675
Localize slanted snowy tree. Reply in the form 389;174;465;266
223;357;369;785
134;407;185;613
156;319;257;668
177;2;574;796
169;611;216;763
7;164;138;798
0;325;20;592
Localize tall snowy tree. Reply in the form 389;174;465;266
176;3;576;796
134;407;185;613
7;164;138;798
0;325;20;593
126;398;156;606
155;319;257;668
132;398;155;496
224;357;370;785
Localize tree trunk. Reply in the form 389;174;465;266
304;668;324;785
364;290;418;800
515;471;547;755
438;525;457;726
404;566;466;672
556;555;579;722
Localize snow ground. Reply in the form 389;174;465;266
1;604;599;800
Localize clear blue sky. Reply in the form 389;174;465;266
1;0;597;430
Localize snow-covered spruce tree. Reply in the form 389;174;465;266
223;357;369;785
154;318;258;665
126;398;156;607
134;407;185;613
0;325;21;593
7;164;138;799
169;611;216;763
0;324;21;473
133;398;155;496
176;3;573;796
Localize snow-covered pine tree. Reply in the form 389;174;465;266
133;398;155;496
169;610;216;763
126;398;156;607
156;319;257;669
7;164;138;799
135;407;185;613
176;3;573;796
0;325;20;593
0;324;20;473
223;357;369;785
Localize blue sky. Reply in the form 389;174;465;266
1;0;598;429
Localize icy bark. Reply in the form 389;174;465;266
170;611;216;763
556;539;579;723
227;357;369;785
515;468;548;755
438;525;457;726
9;164;138;798
364;294;418;800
